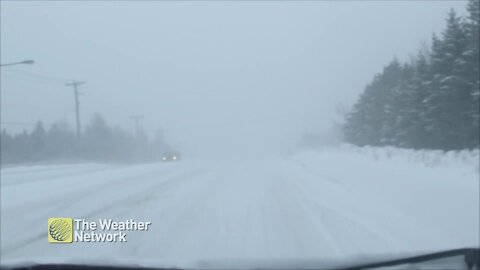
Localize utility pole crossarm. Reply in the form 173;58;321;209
66;81;85;87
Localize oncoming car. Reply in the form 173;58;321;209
161;152;181;161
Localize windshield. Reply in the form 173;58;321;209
1;1;479;269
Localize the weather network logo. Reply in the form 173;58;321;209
48;218;73;243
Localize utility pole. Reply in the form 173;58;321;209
130;115;144;138
66;81;86;136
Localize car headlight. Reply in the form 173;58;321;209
173;156;177;160
162;157;166;160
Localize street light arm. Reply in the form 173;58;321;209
0;60;35;67
21;60;35;65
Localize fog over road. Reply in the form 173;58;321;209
1;148;478;268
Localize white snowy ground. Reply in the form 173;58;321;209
1;145;479;269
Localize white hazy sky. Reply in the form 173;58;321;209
0;1;467;156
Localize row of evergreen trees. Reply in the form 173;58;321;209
344;1;479;151
1;114;169;164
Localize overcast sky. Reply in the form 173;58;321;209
0;1;468;156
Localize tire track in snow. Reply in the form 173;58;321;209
285;165;410;254
1;165;178;219
1;165;122;187
1;167;206;257
271;159;410;255
143;170;225;260
271;173;345;257
1;164;99;175
80;169;206;220
1;164;193;251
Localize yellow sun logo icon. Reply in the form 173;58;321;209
48;218;73;243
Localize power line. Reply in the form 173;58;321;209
2;72;64;85
2;68;73;83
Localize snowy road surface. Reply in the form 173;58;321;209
1;147;479;268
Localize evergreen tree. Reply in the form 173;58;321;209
344;4;479;151
424;10;470;149
30;122;47;160
344;74;387;146
422;33;445;148
463;0;480;148
82;114;114;160
1;129;13;164
0;115;170;164
380;60;411;146
46;122;75;159
407;51;433;148
13;131;31;162
390;63;416;147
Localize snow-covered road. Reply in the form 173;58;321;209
1;147;478;268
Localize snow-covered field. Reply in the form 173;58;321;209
1;145;478;269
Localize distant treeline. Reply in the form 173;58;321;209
1;114;168;164
344;0;479;151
